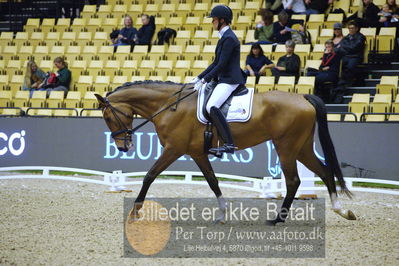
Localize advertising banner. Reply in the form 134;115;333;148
1;117;398;180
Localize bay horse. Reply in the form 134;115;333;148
95;81;356;225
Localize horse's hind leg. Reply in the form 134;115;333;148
267;146;301;225
298;135;337;197
128;148;180;223
298;136;356;220
193;155;227;223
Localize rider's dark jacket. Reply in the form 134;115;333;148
198;27;246;85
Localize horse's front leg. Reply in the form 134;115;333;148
193;155;227;224
128;148;180;223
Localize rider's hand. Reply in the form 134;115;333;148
190;77;200;84
194;79;205;91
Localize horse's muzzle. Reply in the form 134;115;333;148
117;146;129;152
117;142;133;152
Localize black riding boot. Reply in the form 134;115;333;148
209;106;235;154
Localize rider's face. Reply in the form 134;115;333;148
212;17;219;30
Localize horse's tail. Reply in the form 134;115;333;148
304;94;352;198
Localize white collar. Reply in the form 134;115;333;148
218;26;230;39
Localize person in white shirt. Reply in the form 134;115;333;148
282;0;307;15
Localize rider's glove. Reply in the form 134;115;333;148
190;77;200;84
193;78;205;91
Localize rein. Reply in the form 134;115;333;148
104;83;195;146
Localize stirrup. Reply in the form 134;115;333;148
209;144;236;155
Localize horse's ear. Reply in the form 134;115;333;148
95;94;106;108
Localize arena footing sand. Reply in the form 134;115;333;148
0;179;398;265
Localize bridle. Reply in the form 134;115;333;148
103;83;196;150
103;97;134;150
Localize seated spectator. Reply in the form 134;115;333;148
38;57;71;97
378;4;393;26
273;11;305;44
304;0;331;15
387;0;398;14
388;0;399;28
273;11;291;44
23;60;46;97
335;21;366;84
332;23;344;49
386;0;399;17
282;0;307;15
347;0;380;28
137;14;155;45
245;44;275;82
111;15;138;47
307;40;341;99
364;0;381;27
266;0;283;14
254;10;274;44
271;40;301;80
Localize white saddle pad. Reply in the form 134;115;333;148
196;84;254;124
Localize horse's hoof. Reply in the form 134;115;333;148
347;210;357;220
127;209;141;224
213;217;226;225
266;218;284;226
333;209;357;220
127;214;135;224
127;214;140;224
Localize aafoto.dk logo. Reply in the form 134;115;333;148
0;130;26;156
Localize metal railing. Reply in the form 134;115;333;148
1;166;398;196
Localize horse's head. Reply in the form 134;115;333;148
95;94;134;152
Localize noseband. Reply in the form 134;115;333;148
104;98;134;150
103;83;196;150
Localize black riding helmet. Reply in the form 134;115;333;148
208;5;233;30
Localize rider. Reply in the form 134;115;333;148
191;5;246;154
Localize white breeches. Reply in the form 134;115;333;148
206;83;239;113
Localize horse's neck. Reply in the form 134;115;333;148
109;86;173;119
